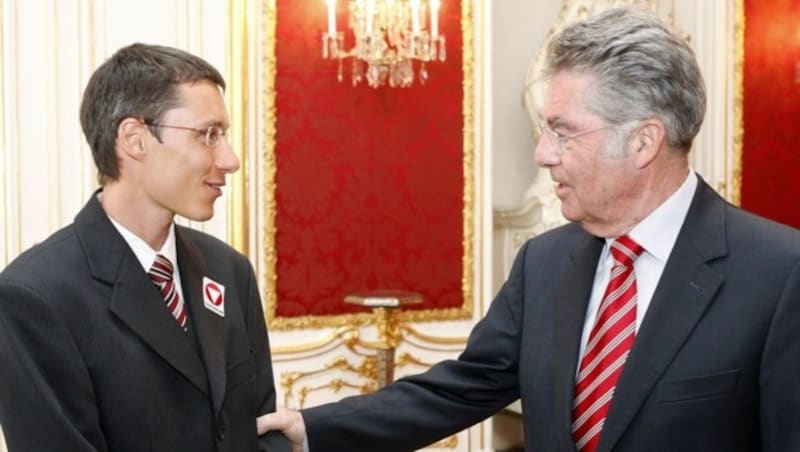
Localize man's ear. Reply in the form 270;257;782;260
630;118;666;169
117;118;146;159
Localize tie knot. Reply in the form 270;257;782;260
610;235;643;267
149;254;174;283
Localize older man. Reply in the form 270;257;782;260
259;8;800;452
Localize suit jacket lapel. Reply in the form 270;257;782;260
176;229;227;418
75;192;210;396
109;255;211;395
552;233;605;452
597;179;727;452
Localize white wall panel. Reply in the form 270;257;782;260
0;2;229;449
676;0;737;199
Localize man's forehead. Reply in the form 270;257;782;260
163;82;228;121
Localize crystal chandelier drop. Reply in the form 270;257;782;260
322;0;446;88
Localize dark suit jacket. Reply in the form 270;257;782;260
301;177;800;452
0;193;289;451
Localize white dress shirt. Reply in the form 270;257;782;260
106;214;186;304
577;170;697;359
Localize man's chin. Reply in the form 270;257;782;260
560;205;581;223
179;206;214;222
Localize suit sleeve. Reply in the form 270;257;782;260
300;242;530;452
0;281;107;451
244;262;292;452
760;258;800;452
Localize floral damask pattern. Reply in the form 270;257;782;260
741;0;800;228
273;1;466;316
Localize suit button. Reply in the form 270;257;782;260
217;414;228;442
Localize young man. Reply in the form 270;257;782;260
0;43;288;452
259;7;800;452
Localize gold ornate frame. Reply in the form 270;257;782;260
230;0;476;330
732;0;744;206
226;0;251;254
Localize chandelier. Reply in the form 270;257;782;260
322;0;446;88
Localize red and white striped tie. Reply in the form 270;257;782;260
148;254;188;331
572;235;643;452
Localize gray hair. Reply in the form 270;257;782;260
79;43;225;185
543;7;706;152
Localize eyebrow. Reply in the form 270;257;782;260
544;116;569;130
198;120;229;129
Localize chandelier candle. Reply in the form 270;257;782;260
321;0;446;88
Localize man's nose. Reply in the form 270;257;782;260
216;137;240;173
534;132;559;168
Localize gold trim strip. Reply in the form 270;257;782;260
270;326;358;355
427;435;458;449
460;0;475;320
400;325;467;345
227;0;250;254
476;0;486;320
262;0;279;327
264;0;476;331
271;324;466;356
731;0;744;206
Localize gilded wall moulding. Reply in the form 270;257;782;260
258;0;476;331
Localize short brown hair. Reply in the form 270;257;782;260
79;43;225;184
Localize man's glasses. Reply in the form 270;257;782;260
536;121;616;155
144;120;227;147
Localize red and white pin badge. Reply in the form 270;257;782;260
202;276;225;317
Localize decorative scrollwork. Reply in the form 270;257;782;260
279;302;468;410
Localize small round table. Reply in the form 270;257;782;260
344;290;423;387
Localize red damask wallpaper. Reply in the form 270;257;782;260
273;1;466;317
741;0;800;228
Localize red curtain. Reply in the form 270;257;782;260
741;0;800;228
273;1;466;317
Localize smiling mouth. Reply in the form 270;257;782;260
207;182;225;195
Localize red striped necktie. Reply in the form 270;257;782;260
572;235;643;452
148;254;188;331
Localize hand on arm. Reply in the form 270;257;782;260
257;409;307;452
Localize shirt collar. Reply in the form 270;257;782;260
620;170;697;263
106;213;178;272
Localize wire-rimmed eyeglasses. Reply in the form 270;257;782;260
143;120;227;148
536;121;616;155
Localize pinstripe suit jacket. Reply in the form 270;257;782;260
302;177;800;452
0;192;289;451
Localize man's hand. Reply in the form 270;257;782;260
258;409;306;452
